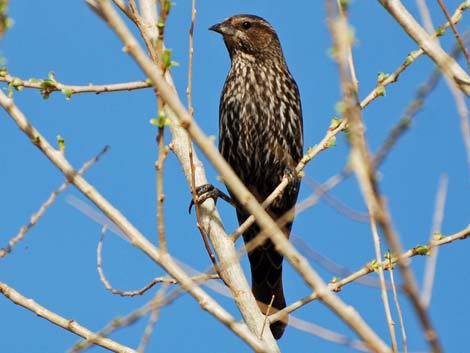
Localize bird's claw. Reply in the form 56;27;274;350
283;167;300;185
188;184;235;214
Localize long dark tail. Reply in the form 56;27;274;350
242;221;290;339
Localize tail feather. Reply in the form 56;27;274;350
243;223;290;339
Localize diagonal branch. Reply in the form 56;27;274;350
93;1;391;351
0;89;270;353
0;281;136;353
0;145;110;259
378;0;470;96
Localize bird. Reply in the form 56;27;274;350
205;14;304;339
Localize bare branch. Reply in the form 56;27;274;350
330;2;441;351
270;226;470;323
0;145;110;259
378;0;470;96
436;0;470;69
0;88;270;353
421;175;448;307
0;72;150;96
0;281;136;353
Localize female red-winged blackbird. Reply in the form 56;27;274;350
208;14;303;339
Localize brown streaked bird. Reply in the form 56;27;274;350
206;14;303;339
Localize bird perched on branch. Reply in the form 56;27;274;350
198;14;303;339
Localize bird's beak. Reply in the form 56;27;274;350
209;21;235;36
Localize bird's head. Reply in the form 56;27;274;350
209;15;282;61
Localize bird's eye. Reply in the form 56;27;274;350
242;21;252;30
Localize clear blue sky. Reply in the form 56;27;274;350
1;1;469;352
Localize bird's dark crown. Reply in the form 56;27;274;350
210;14;282;61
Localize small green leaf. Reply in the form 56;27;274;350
384;251;392;260
329;117;343;130
376;85;386;97
157;19;165;30
57;135;65;152
40;76;57;99
162;49;175;69
432;232;444;241
414;245;430;256
163;0;174;13
377;72;389;83
366;259;379;272
339;0;350;11
151;111;170;127
404;53;415;65
435;25;446;37
326;136;336;148
0;66;7;76
62;88;74;100
10;77;22;91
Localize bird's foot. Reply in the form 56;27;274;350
283;167;301;186
188;184;236;214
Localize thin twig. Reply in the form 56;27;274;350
0;87;270;353
270;225;470;324
334;5;397;350
69;285;169;353
331;2;441;351
0;281;136;353
421;175;448;307
436;0;470;69
156;127;169;252
96;226;218;296
378;0;470;96
415;1;470;172
187;0;196;117
97;227;157;296
137;284;169;353
183;0;223;280
0;72;150;96
260;295;275;339
370;216;398;352
362;2;470;109
0;145;110;258
388;256;408;353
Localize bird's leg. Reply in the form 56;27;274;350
188;184;237;213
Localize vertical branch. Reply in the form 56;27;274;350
156;127;169;252
329;1;442;352
388;257;408;353
371;217;398;352
336;0;358;89
187;0;196;118
421;175;448;307
331;3;397;350
184;0;223;279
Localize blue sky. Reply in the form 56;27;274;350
1;1;469;352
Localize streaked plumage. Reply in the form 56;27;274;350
210;14;303;339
